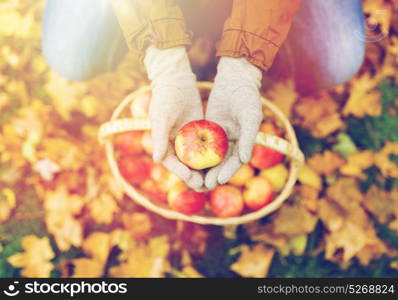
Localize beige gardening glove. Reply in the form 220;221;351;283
205;57;263;190
144;46;204;190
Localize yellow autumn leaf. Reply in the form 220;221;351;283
340;151;375;179
109;236;170;278
82;232;112;263
71;258;104;278
7;235;54;278
266;80;298;118
87;193;118;225
374;142;398;178
308;151;345;176
230;244;274;278
343;73;382;118
46;214;83;252
0;188;16;223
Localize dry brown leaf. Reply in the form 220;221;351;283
274;205;318;237
363;186;395;224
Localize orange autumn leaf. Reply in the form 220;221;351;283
266;80;298;118
340;151;375;179
230;244;274;278
363;0;393;35
307;151;345;176
343;73;382;118
7;235;54;278
87;193;118;225
363;186;395;224
122;212;152;240
374;142;398;178
109;236;170;278
82;232;113;263
71;258;104;278
46;214;83;252
294;92;344;138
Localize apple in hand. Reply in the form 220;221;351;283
168;183;207;215
250;123;284;170
118;155;150;185
210;185;244;218
243;177;274;211
175;120;228;170
115;131;144;155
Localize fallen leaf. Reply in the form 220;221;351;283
374;142;398;178
7;235;54;277
340;151;375;179
230;244;274;278
308;151;345;176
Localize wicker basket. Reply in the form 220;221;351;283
99;82;304;225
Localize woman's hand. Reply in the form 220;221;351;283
145;46;204;190
204;57;263;190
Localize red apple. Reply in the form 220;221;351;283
140;179;167;203
130;90;151;118
210;185;244;218
168;183;207;215
175;120;228;170
115;131;144;155
118;155;150;185
243;177;274;211
250;123;284;170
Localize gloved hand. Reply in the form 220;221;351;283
144;46;204;190
205;57;263;190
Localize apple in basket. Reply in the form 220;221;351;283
118;155;150;185
210;185;244;218
250;122;285;170
175;120;228;170
167;183;207;215
243;177;274;211
115;131;144;155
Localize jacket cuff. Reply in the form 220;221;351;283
216;29;282;72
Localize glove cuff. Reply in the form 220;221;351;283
144;46;196;88
216;56;263;89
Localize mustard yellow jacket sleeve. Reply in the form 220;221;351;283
217;0;302;71
110;0;302;71
110;0;191;54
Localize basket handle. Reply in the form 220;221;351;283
99;118;304;165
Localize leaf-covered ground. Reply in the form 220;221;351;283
1;0;398;278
